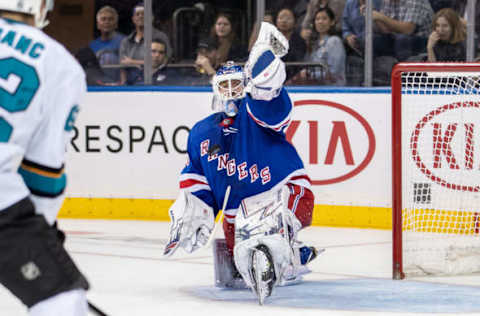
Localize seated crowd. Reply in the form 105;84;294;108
78;0;477;87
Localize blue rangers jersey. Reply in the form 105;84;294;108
179;88;311;224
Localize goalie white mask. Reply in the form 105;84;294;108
0;0;54;28
212;61;245;117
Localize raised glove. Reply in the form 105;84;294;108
245;23;288;101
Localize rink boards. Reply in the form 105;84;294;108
60;86;392;229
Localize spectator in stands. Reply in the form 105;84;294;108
119;2;172;68
428;0;456;13
75;47;119;86
342;0;386;86
426;0;479;40
90;6;125;66
276;7;307;62
89;6;126;85
296;7;346;85
426;8;466;62
301;0;346;39
342;0;382;57
194;37;218;78
275;7;307;80
370;0;434;61
128;39;182;85
248;11;275;51
451;0;480;55
209;12;247;65
181;37;219;86
267;0;309;30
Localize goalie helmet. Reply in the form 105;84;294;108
0;0;54;28
212;61;245;117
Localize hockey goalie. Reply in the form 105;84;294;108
164;22;320;304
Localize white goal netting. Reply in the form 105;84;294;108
400;69;480;276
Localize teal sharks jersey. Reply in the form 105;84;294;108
0;18;85;224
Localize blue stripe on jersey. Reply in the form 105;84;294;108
18;166;66;197
252;50;275;78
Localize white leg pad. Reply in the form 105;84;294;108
29;289;87;316
234;234;291;289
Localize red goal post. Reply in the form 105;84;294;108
391;63;480;280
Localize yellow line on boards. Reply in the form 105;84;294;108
59;197;174;221
59;197;392;229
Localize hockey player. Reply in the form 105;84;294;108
165;22;319;304
0;1;90;315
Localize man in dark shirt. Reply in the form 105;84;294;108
129;39;182;85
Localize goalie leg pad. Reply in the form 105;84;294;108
250;244;276;305
287;184;315;228
0;198;89;308
234;234;291;290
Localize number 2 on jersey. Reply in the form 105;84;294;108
0;57;40;142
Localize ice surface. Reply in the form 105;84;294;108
1;220;480;316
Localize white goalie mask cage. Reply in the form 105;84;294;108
212;61;246;117
0;0;54;28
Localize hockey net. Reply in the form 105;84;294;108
392;63;480;279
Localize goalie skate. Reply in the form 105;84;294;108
299;245;321;265
280;245;324;286
249;245;276;305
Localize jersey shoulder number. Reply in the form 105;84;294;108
0;57;40;142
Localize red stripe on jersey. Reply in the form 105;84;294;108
275;119;291;132
179;179;208;189
247;110;290;132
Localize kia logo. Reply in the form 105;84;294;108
411;101;480;192
287;99;376;185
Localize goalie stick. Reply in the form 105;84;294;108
205;185;231;248
88;301;109;316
